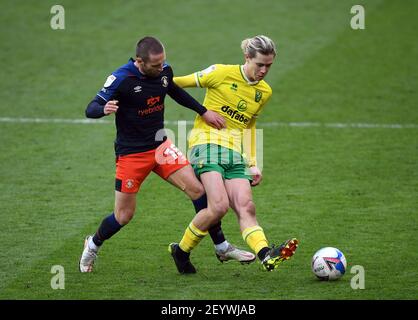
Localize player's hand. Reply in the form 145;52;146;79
201;110;226;130
249;166;262;186
104;100;119;115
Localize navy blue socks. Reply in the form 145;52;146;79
192;193;226;245
192;193;208;213
92;212;123;246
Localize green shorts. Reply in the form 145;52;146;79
189;144;252;180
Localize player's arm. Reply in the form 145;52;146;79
243;117;262;186
167;81;206;114
173;73;197;88
243;117;257;167
85;97;105;118
167;81;225;129
243;87;272;161
85;97;119;118
86;73;121;118
245;89;272;186
174;65;222;89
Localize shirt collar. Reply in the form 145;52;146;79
240;65;259;85
128;58;144;77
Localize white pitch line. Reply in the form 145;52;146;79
0;117;417;129
0;117;111;124
259;121;418;129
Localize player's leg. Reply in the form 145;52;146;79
165;164;205;200
79;191;137;273
225;178;299;271
167;170;230;273
79;152;152;272
166;165;229;228
153;140;210;273
186;180;255;263
154;140;246;270
224;178;267;261
166;165;237;244
185;183;254;263
186;143;255;263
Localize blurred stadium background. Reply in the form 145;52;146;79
0;0;417;299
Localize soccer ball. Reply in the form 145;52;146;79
311;247;347;281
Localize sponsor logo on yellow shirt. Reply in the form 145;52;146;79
221;105;250;124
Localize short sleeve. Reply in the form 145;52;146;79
195;64;225;88
96;74;120;102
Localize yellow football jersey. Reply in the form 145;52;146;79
174;64;272;162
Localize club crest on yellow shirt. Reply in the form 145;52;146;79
255;90;262;102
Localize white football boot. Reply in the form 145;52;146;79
79;235;98;273
215;244;256;264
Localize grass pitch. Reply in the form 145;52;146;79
0;0;417;300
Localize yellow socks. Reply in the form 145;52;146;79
179;223;208;253
178;223;268;256
242;225;269;255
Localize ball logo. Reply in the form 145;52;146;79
323;257;341;271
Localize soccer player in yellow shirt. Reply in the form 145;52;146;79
168;35;299;273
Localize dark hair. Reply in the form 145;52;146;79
136;36;165;61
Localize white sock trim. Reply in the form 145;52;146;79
215;240;229;253
88;237;100;252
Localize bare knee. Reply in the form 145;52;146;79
115;208;135;225
234;199;257;230
186;182;205;200
210;199;229;218
114;191;136;225
237;199;256;217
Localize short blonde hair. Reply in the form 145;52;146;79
241;35;276;58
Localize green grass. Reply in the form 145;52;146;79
0;0;417;300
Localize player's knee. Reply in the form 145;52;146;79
247;200;256;214
238;199;256;217
210;199;229;218
115;208;135;225
187;182;205;200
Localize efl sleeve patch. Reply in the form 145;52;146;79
97;74;119;102
201;65;216;75
103;74;116;88
197;65;218;88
